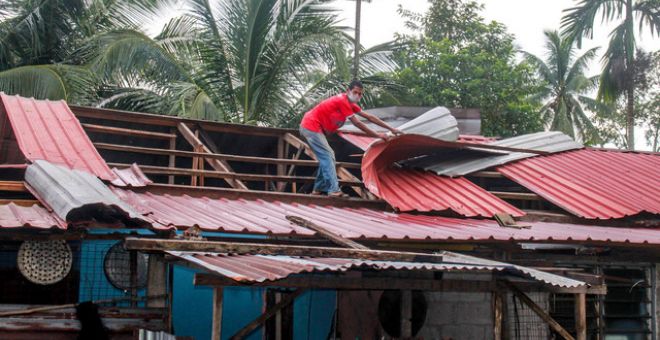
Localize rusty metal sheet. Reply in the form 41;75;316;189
167;251;586;288
111;188;660;245
25;160;148;226
110;164;153;187
0;93;117;181
498;148;660;219
0;203;65;229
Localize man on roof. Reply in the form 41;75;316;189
299;79;402;197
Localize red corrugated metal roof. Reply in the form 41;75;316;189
110;164;153;187
167;251;586;287
338;132;495;151
373;168;524;216
0;203;66;229
112;188;660;245
498;148;660;219
0;93;116;181
361;134;523;217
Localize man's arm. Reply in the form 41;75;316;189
355;111;403;135
348;115;388;140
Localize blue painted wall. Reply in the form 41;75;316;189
294;290;337;340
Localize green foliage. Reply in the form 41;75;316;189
522;30;605;143
393;0;543;137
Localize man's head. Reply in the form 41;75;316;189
346;79;363;103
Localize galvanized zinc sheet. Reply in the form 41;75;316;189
0;93;117;181
0;203;66;229
167;251;585;288
498;148;660;219
338;132;494;151
25;160;148;225
111;188;660;245
404;131;583;176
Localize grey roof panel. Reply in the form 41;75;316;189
25;160;149;226
404;131;583;176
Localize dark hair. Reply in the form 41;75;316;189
348;79;363;90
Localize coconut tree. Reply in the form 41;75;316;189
523;30;607;142
561;0;660;149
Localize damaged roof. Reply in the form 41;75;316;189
0;203;65;229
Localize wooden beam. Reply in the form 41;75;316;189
283;133;369;197
229;289;306;340
94;142;361;169
490;191;542;201
0;181;26;192
177;122;248;189
469;171;504;178
146;254;168;308
0;199;39;206
194;274;496;292
168;129;176;184
81;123;176;139
107;163;363;186
504;281;575;340
212;288;223;340
575;293;586;340
124;238;447;263
493;291;504;340
286;215;369;250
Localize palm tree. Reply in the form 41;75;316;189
561;0;660;149
523;30;606;142
0;0;173;103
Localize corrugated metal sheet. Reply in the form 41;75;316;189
25;160;148;225
498;148;660;219
360;134;520;216
111;188;660;245
0;93;116;181
405;131;583;177
338;132;494;151
110;164;153;187
0;203;65;229
167;251;585;288
367;167;523;216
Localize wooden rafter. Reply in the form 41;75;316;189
177;122;247;189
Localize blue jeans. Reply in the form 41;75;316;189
299;127;340;194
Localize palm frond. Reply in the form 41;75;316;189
561;0;624;47
0;64;96;103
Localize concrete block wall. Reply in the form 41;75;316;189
418;292;494;340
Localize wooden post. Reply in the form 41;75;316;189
575;293;586;340
130;250;138;308
146;254;167;308
212;288;224;340
276;137;286;192
168;129;176;184
493;291;504;340
401;290;412;338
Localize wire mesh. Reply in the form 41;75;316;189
505;292;551;340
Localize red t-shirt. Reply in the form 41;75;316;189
300;94;361;133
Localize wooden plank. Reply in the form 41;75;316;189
276;137;286;191
81;123;175;139
177;122;247;190
283;133;369;198
0;199;39;206
286;215;369;250
146;254;168;308
575;293;586;340
194;274;496;292
229;289;306;340
124;238;447;263
94;142;361;169
212;288;223;340
493;291;504;340
107;163;363;185
168;130;176;184
0;181;26;192
504;281;575;340
469;171;504;178
490;191;542;201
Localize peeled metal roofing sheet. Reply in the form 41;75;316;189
0;93;116;181
110;164;153;187
367;167;523;216
25;160;147;225
167;251;585;288
498;148;660;219
0;203;65;229
111;188;660;245
360;134;521;216
405;131;583;177
338;132;494;151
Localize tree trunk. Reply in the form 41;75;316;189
626;81;635;150
353;0;362;79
